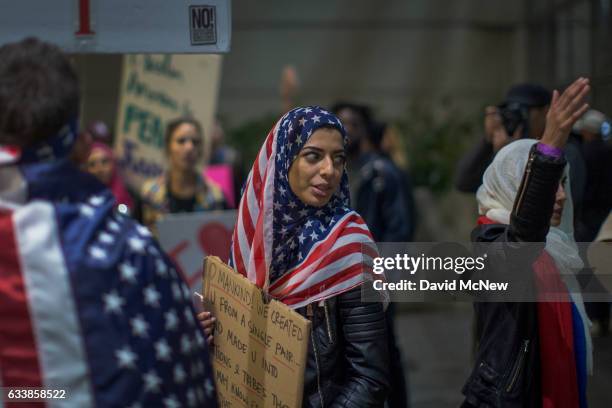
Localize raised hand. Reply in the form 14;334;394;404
540;77;590;149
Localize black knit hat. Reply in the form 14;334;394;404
504;83;551;107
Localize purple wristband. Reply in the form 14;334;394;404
536;142;564;158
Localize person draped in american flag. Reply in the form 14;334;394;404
0;38;217;407
200;106;390;407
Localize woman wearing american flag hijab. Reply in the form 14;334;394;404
200;106;390;406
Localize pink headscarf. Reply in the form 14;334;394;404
89;142;134;210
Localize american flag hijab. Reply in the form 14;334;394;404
230;106;379;309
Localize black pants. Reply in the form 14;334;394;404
386;303;410;408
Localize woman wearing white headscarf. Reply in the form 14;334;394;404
462;78;592;408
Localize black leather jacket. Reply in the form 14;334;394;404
462;145;567;407
297;287;389;407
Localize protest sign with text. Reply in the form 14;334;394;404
114;53;222;189
202;257;310;408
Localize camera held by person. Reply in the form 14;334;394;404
455;83;554;193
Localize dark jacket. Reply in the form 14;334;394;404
462;145;566;407
352;152;415;242
454;138;495;194
580;138;612;241
297;287;390;407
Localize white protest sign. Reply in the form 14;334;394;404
156;210;236;290
114;53;222;189
0;0;231;53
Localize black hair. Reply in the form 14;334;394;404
164;117;203;152
504;83;551;107
331;101;381;148
0;37;80;147
331;102;374;128
369;121;386;149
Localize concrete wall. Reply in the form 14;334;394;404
72;54;122;131
218;0;526;125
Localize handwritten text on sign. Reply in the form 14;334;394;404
114;54;222;190
202;257;310;408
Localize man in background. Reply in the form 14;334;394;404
455;83;587;228
333;101;413;408
573;109;612;241
0;37;216;406
574;109;612;336
455;84;551;192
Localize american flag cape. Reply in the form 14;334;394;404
0;125;217;407
230;106;381;309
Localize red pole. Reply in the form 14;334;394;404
75;0;95;36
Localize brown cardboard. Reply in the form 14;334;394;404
202;256;311;408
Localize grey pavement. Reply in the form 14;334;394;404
393;303;612;407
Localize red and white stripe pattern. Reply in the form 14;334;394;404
231;121;279;291
268;213;378;308
0;146;21;165
0;202;94;407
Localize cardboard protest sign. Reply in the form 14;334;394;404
202;257;311;408
113;53;222;189
156;210;236;291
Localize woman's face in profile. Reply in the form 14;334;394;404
168;123;202;172
288;127;345;207
550;180;567;227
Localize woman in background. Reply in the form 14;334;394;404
86;142;134;213
463;78;592;407
140;117;225;230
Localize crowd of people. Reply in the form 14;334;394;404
1;36;611;408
